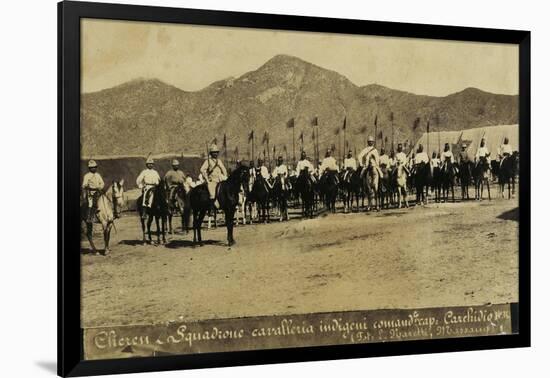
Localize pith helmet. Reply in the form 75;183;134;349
88;159;98;168
367;135;375;142
171;159;180;166
461;143;467;148
146;156;155;164
210;144;220;153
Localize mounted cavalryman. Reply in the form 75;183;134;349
82;159;105;223
199;144;228;209
357;136;383;178
272;156;290;190
343;150;357;182
136;156;161;219
164;159;186;208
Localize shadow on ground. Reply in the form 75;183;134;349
497;207;519;222
165;239;226;249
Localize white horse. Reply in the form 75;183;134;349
395;164;409;208
81;180;125;255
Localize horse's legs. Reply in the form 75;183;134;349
103;222;112;255
140;217;147;244
225;210;235;245
168;213;173;235
154;216;161;244
147;216;153;243
86;222;98;254
486;179;491;200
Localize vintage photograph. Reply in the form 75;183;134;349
80;18;520;360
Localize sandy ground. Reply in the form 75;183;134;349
81;193;519;328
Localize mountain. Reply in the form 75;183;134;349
81;54;518;158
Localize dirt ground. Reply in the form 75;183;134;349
81;193;519;328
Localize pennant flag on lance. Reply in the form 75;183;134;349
287;118;295;128
299;131;304;143
262;131;269;144
311;116;318;126
413;117;420;130
223;133;227;148
342;116;347;130
248;130;254;141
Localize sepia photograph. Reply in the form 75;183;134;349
78;17;521;360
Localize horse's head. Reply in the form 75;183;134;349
111;179;126;209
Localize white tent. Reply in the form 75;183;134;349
409;124;519;160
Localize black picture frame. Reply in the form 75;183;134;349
58;1;531;376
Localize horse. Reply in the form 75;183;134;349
499;153;518;199
189;165;250;246
393;164;409;208
320;170;339;213
378;165;392;209
431;164;442;203
473;156;492;200
80;180;126;255
440;158;456;203
137;183;169;245
458;160;473;201
490;159;500;182
362;162;380;212
249;173;272;223
341;169;361;213
272;175;289;222
295;169;316;218
412;161;431;205
167;182;191;235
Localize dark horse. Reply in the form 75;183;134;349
249;173;272;223
440;158;456;203
137;183;169;245
341;169;362;213
498;153;518;199
272;175;289;222
431;164;442;203
295;169;316;218
378;165;392;209
189;165;250;246
473;156;492;200
413;162;431;205
320;170;339;213
458;160;473;201
167;183;191;235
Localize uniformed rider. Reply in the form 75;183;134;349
82;159;105;223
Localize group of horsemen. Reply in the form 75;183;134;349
82;135;515;222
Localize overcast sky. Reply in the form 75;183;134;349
82;19;519;96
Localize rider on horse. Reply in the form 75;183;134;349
457;143;471;164
498;137;513;168
296;150;316;183
343;150;357;182
395;143;410;175
357;136;383;177
200;144;228;210
136;156;161;219
430;151;440;173
272;156;291;190
164;159;186;209
413;144;430;172
319;149;340;183
255;158;272;187
440;143;457;174
475;138;491;163
379;148;390;171
82;159;105;223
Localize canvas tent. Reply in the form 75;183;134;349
409;124;519;161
